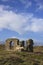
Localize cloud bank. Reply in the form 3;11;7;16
0;5;43;34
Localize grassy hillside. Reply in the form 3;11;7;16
0;44;5;50
34;46;43;52
0;44;43;65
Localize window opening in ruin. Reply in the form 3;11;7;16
9;41;14;49
21;41;25;47
25;41;26;47
17;40;19;45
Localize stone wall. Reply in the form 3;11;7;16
5;38;20;51
5;38;34;52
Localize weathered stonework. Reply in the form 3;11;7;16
5;38;20;51
5;38;34;52
26;39;34;52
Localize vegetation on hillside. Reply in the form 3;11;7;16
0;44;43;65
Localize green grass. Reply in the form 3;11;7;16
0;44;43;65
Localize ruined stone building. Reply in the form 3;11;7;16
5;38;34;52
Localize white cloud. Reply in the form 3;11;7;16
36;4;43;11
25;18;43;32
0;5;43;34
1;0;32;9
31;18;43;32
0;5;33;34
38;5;43;10
35;0;43;10
19;0;32;8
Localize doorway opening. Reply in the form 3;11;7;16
9;41;14;49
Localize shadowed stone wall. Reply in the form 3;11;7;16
5;38;34;52
5;38;19;51
26;39;34;52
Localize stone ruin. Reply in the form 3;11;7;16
5;38;34;52
5;38;24;51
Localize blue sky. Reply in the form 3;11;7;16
0;0;43;44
